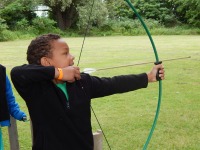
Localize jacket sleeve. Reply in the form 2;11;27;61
11;64;55;87
86;73;148;99
6;76;26;120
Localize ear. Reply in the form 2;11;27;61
40;57;51;66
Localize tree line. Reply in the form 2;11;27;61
0;0;199;41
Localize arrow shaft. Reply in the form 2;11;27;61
96;56;191;71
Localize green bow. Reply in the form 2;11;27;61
124;0;163;149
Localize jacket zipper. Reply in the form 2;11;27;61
66;101;70;109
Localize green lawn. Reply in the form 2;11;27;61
1;35;200;150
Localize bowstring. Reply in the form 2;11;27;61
77;0;94;66
76;0;112;149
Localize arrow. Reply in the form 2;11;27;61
83;56;191;74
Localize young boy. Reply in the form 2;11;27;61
0;65;27;150
11;34;164;150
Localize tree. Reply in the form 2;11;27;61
0;0;15;8
174;0;200;27
40;0;77;30
0;0;37;29
76;0;108;30
105;0;177;27
39;0;108;30
105;0;132;20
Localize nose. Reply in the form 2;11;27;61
70;55;75;66
70;54;75;61
71;54;75;60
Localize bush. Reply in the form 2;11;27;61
0;30;18;41
15;18;30;30
99;18;163;35
0;18;8;32
0;0;36;30
0;18;17;41
32;17;60;34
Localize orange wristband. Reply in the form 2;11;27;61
57;68;63;80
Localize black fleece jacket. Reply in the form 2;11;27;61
11;64;148;150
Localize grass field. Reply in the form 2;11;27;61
1;35;200;150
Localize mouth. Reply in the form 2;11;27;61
70;62;74;66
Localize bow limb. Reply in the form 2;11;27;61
124;0;162;149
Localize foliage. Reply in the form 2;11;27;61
97;18;162;35
0;29;18;41
0;0;37;29
105;0;178;27
38;0;108;30
31;17;61;34
0;18;8;32
174;0;200;27
15;18;30;30
76;0;108;32
0;0;16;8
0;16;63;41
12;17;62;35
39;0;79;30
0;17;9;41
105;0;132;20
40;0;72;11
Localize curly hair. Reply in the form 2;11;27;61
27;34;61;64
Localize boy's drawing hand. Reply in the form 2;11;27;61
59;66;81;82
147;64;165;82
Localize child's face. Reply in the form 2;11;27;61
49;39;75;68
